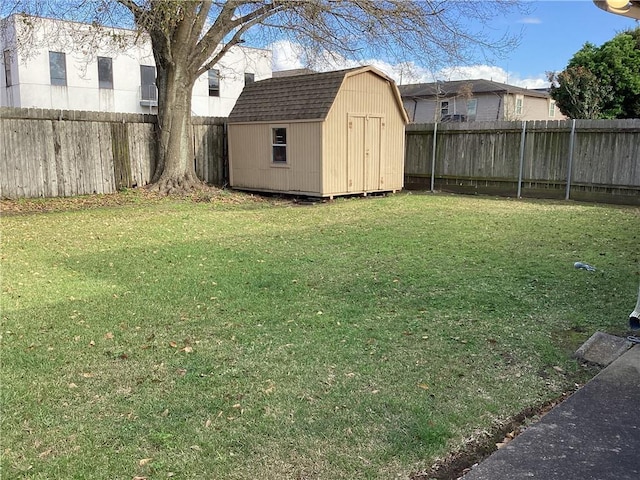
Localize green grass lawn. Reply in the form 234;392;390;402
1;192;638;479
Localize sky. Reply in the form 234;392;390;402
269;0;639;88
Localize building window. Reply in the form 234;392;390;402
140;65;157;103
3;50;11;87
466;98;477;117
244;72;255;85
549;100;556;118
272;127;287;163
440;100;449;116
49;51;67;86
97;56;113;89
208;69;220;97
515;96;524;115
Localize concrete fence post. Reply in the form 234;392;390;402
565;119;576;201
517;121;527;198
431;122;438;193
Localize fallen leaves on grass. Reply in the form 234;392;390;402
0;187;286;216
169;339;194;353
38;448;53;458
496;430;517;449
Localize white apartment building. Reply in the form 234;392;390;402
0;14;272;116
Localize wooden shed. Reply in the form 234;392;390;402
227;66;409;198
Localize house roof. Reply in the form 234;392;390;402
229;66;408;123
398;79;550;99
272;68;317;78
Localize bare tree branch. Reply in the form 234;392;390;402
194;1;284;76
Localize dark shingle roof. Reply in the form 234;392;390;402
398;79;550;99
228;67;363;123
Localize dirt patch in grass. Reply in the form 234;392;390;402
410;389;581;480
0;186;282;215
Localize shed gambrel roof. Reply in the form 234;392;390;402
398;79;550;99
228;66;408;123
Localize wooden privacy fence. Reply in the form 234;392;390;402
405;120;640;205
0;107;226;199
2;110;639;204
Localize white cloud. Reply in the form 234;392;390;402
518;17;542;24
513;76;550;89
437;65;511;83
434;65;550;89
268;40;549;89
270;40;305;71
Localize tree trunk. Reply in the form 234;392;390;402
149;61;203;195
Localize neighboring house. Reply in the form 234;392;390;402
228;66;409;198
399;79;566;123
0;14;271;116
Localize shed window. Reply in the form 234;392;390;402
49;51;67;86
272;127;287;163
244;72;255;85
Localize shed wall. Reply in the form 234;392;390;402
228;122;323;195
322;72;405;195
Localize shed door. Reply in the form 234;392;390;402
347;114;384;193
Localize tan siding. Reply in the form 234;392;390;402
229;122;323;195
521;96;566;121
323;71;405;195
347;115;366;192
291;122;323;193
503;94;566;121
366;116;382;190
